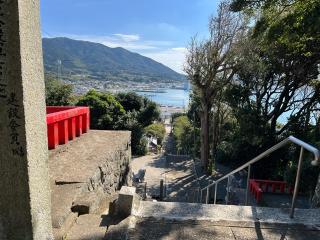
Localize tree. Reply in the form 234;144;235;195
172;116;194;155
116;92;160;127
229;0;320;201
45;76;73;106
229;0;320;137
145;123;166;145
116;92;144;112
185;1;245;171
76;90;125;129
76;90;161;156
138;99;160;127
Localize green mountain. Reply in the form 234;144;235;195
42;37;185;84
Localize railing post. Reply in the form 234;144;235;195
196;187;200;202
144;182;147;200
160;179;164;201
245;165;251;205
214;182;218;204
164;174;167;197
290;147;304;218
226;176;231;204
206;187;209;204
200;189;203;203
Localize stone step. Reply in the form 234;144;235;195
66;214;108;240
124;217;320;240
133;201;320;227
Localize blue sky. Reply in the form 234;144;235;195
40;0;220;73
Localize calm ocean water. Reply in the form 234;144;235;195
135;89;190;108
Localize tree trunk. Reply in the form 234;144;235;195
212;111;220;172
200;103;210;171
312;173;320;208
200;113;204;167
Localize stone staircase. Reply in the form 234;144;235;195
104;201;320;240
62;135;320;239
63;188;320;239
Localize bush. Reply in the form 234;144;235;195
76;90;125;129
145;123;166;145
172;116;194;155
76;90;161;156
45;76;73;106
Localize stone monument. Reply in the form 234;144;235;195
0;0;53;239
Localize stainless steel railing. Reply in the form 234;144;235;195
199;136;320;218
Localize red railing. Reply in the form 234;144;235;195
249;179;292;203
46;106;90;149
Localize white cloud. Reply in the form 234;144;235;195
113;33;140;42
63;33;172;51
142;47;187;74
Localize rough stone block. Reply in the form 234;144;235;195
117;186;139;217
66;214;107;240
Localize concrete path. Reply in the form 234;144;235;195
131;121;200;202
164;155;200;202
131;153;167;198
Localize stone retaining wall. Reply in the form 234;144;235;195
49;130;132;239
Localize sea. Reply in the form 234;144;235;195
135;89;190;108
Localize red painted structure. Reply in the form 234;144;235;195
46;106;90;149
249;179;289;203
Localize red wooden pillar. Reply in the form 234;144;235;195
48;123;58;149
58;120;69;144
76;115;83;137
257;189;262;203
82;114;88;133
87;110;90;130
68;117;76;140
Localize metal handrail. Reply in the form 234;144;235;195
199;135;320;218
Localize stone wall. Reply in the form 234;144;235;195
87;149;131;194
49;130;132;239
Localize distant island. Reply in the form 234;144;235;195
42;37;187;94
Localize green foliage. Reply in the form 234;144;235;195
135;137;148;156
285;157;320;194
171;112;186;123
138;99;161;126
209;0;320;188
123;118;147;156
116;92;160;127
76;90;125;129
45;76;73;106
172;116;196;155
145;123;166;145
116;92;144;112
76;90;160;156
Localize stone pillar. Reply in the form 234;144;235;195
117;186;139;217
0;1;53;239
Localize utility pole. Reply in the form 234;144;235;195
193;111;196;160
57;59;62;81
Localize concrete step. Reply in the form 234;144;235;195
133;201;320;227
116;217;320;240
66;199;320;239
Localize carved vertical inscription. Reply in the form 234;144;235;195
0;0;7;100
0;1;24;157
